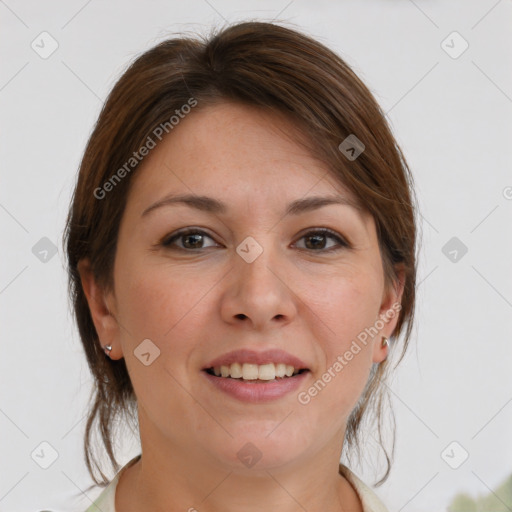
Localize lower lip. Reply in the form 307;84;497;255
202;370;310;403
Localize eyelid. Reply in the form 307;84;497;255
293;227;350;250
161;227;219;248
161;226;351;252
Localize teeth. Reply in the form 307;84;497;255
229;362;243;378
212;363;301;380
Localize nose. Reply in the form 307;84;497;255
219;238;298;331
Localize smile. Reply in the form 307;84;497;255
202;366;310;403
205;362;307;381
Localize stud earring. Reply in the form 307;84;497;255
381;336;389;348
103;344;113;357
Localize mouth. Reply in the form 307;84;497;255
201;365;311;403
202;367;310;384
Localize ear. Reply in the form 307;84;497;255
77;258;122;360
372;263;405;363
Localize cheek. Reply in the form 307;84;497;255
301;269;381;410
303;264;383;344
115;260;216;354
113;264;208;406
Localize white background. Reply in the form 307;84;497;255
1;0;511;511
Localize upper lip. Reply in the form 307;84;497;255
203;349;309;370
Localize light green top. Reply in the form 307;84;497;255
85;455;388;512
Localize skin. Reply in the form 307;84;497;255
79;102;404;512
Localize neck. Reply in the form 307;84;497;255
116;433;362;512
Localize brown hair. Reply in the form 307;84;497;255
63;20;418;489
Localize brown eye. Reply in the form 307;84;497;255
162;229;218;250
161;227;349;253
295;229;349;252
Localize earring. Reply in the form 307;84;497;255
381;336;389;348
103;344;113;357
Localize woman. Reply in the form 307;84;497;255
64;20;417;512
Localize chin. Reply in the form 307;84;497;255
208;433;308;473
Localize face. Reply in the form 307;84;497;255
80;102;403;472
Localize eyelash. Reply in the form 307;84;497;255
161;228;350;253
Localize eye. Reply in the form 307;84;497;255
161;227;350;253
161;228;219;250
294;229;349;252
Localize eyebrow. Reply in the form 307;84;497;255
141;193;363;218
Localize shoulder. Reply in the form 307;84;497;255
339;464;389;512
84;455;142;512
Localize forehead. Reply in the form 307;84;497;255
125;102;364;215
